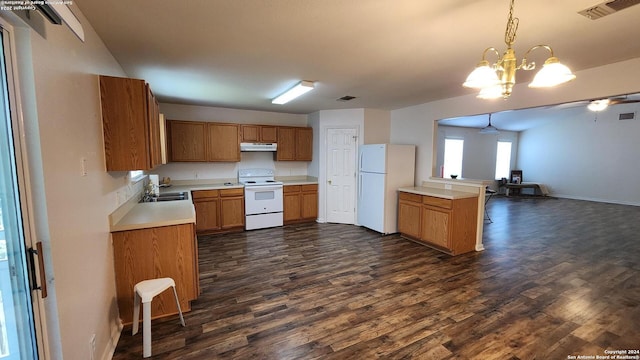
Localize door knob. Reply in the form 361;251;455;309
328;180;332;185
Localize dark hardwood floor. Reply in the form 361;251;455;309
113;196;640;359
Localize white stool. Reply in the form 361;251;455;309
132;278;186;358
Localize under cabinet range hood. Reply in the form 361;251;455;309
240;142;278;152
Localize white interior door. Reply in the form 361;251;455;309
326;128;357;224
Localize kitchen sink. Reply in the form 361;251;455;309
140;191;189;203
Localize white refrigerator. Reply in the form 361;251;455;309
358;144;416;234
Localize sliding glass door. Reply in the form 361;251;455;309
0;27;39;360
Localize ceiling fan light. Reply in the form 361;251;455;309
587;99;610;111
477;85;503;99
529;57;576;88
463;61;500;89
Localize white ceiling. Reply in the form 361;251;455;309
74;0;640;115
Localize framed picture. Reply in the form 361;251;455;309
510;170;523;184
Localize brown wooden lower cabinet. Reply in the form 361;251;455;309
220;190;245;229
397;192;422;239
283;184;318;223
193;188;244;234
398;191;478;255
111;223;198;325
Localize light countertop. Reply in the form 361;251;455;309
110;200;196;232
163;182;244;194
398;186;479;200
278;176;318;186
165;176;318;192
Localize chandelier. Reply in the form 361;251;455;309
463;0;576;99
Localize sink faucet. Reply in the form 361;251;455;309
141;183;158;202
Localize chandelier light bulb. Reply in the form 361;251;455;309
529;57;577;88
477;85;503;99
463;61;500;89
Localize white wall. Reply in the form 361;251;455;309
363;108;390;144
6;6;137;360
157;103;310;179
435;125;519;182
390;104;437;186
390;57;640;186
518;104;640;205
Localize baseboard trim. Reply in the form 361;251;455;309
103;320;123;360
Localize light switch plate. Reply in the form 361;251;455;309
81;157;88;176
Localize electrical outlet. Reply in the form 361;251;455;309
89;334;96;360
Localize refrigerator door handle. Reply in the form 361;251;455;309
358;173;362;201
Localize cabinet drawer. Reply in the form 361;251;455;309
300;184;318;192
220;188;244;197
422;196;452;209
192;190;219;199
399;192;422;203
284;185;301;193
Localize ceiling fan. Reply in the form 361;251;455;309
587;95;640;111
479;114;499;134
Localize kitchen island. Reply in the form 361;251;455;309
397;181;482;255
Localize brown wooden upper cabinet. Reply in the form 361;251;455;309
208;123;241;161
167;120;207;162
277;126;312;161
100;75;162;171
167;121;311;162
167;120;240;162
241;125;278;143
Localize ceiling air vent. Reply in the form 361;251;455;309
579;0;640;19
619;112;636;120
337;95;357;102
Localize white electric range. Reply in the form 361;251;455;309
238;169;284;230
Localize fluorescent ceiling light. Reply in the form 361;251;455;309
272;81;314;105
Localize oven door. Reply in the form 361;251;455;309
244;185;284;215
